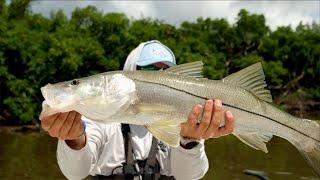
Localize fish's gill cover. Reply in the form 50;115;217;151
105;74;136;103
75;73;138;120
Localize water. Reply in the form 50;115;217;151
0;131;64;179
0;127;319;179
203;136;319;180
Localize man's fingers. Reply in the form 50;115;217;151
224;111;235;133
198;100;213;134
182;99;235;140
42;111;85;140
211;99;223;133
187;104;202;125
181;104;203;139
202;99;223;139
218;111;235;135
59;111;77;139
41;113;59;131
68;112;83;139
48;112;69;137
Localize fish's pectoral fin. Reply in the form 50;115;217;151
165;61;203;78
234;132;273;153
146;119;181;147
135;103;176;113
222;62;273;103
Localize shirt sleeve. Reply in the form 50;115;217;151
170;139;209;180
56;117;106;180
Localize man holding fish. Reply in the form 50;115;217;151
41;40;235;179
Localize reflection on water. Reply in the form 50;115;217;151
0;130;319;179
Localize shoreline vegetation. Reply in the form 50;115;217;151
0;0;319;126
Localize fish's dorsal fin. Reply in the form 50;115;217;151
222;62;273;102
235;132;273;153
165;61;203;78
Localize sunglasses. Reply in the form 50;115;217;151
137;65;162;71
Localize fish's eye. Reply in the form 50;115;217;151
71;79;80;86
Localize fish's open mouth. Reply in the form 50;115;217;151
41;84;69;108
40;84;55;107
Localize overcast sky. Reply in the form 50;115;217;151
30;1;320;30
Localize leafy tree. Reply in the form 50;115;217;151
8;0;31;19
0;1;318;123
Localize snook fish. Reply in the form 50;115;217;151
40;62;320;175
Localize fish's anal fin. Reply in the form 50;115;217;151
146;119;181;147
234;132;273;153
222;63;273;103
165;61;203;78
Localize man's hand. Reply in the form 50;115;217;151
180;99;235;140
41;111;86;150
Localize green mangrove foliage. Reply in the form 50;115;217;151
0;0;319;123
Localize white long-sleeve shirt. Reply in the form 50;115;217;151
57;116;209;180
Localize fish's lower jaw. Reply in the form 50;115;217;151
48;101;76;114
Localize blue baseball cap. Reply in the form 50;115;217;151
136;40;176;67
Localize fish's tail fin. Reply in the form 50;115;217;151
291;119;320;176
296;139;320;176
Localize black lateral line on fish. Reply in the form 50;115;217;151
135;79;319;142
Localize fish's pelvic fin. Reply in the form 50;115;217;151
234;132;273;153
145;119;181;147
222;62;273;103
165;61;203;78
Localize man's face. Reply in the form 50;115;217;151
138;62;170;71
153;62;169;69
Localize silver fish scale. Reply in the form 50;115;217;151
135;81;204;121
122;71;320;142
134;77;302;143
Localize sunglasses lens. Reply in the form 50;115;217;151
139;65;161;71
